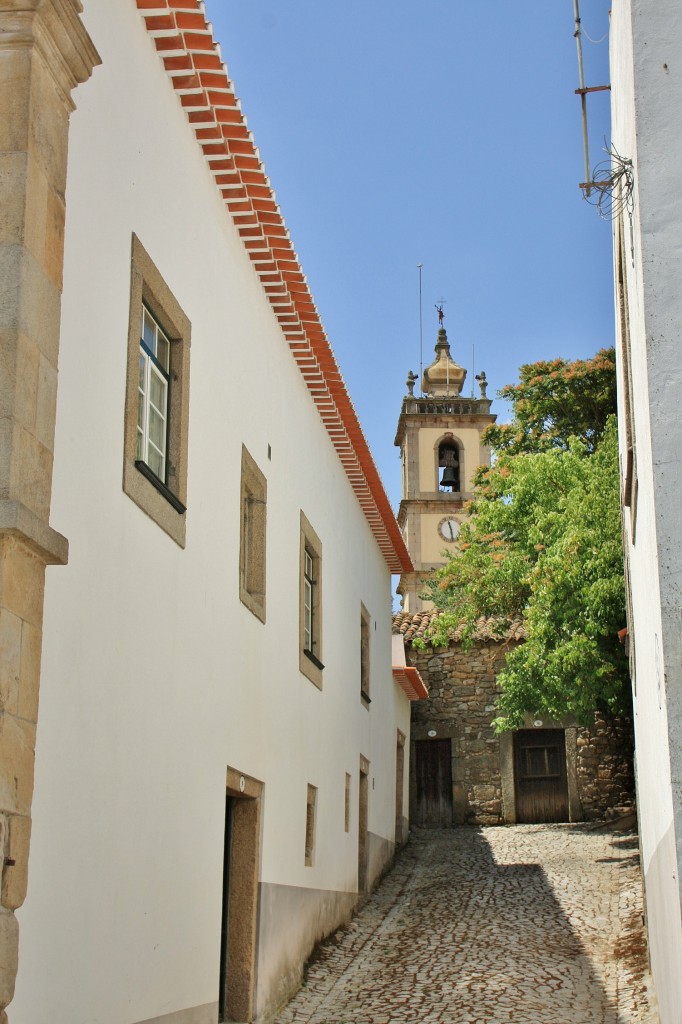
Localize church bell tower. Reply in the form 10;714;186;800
395;316;495;612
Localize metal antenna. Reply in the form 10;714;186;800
417;264;423;395
573;0;591;196
471;344;475;398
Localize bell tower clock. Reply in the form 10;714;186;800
394;321;495;612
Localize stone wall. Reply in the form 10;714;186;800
406;639;636;825
409;641;507;825
577;713;635;821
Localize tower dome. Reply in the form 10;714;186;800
421;327;467;397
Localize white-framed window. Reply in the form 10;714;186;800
137;306;170;482
303;548;314;653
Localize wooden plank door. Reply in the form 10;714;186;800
514;729;569;823
414;739;453;826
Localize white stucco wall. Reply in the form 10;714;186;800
611;2;682;1020
11;3;410;1022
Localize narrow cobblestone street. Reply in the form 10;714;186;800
273;825;656;1024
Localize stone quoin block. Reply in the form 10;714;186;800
0;712;36;817
2;814;31;910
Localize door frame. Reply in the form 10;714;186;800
358;755;370;894
219;767;263;1023
499;725;582;823
413;737;454;827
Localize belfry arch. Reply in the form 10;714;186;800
435;433;463;492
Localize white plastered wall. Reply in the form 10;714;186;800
11;3;411;1022
611;2;682;1020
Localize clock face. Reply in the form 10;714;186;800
439;518;460;543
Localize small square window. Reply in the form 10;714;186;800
239;447;267;622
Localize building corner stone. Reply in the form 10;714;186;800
0;1;99;1018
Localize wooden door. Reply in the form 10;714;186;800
514;729;569;823
414;739;453;826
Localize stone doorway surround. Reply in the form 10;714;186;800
358;755;369;893
220;767;263;1024
500;722;581;824
0;3;99;1019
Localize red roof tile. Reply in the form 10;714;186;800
391;611;526;646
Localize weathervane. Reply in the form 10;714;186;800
435;299;446;326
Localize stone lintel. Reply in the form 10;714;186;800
0;0;101;111
0;499;67;564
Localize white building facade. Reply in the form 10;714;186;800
4;3;416;1022
610;2;682;1020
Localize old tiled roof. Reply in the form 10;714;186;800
392;610;526;646
136;0;411;574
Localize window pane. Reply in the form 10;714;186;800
136;427;144;461
149;407;165;452
150;370;166;414
142;309;155;350
148;446;164;480
156;331;170;372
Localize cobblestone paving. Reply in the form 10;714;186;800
273;825;657;1024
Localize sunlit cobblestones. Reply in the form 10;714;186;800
272;825;656;1024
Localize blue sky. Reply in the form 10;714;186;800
204;1;613;509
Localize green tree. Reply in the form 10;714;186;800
482;347;617;457
422;418;628;731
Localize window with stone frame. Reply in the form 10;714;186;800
239;446;267;622
305;784;317;866
123;235;191;547
360;604;371;707
299;511;323;687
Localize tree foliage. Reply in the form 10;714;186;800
482;347;617;457
420;349;628;730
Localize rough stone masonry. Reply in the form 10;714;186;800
396;619;635;826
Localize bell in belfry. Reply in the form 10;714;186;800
440;447;459;490
440;464;459;489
